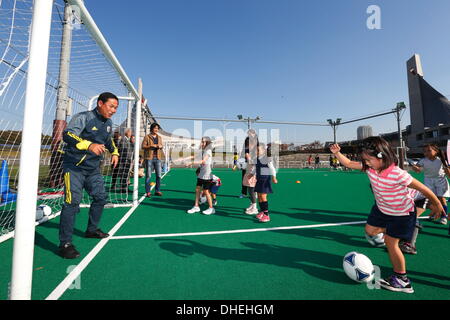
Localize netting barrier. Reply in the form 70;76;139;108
0;0;143;243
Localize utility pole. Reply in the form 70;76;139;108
50;1;73;188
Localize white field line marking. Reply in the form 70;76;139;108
45;171;169;300
110;220;367;240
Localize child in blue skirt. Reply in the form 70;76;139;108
255;143;278;222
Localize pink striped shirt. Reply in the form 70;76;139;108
367;164;417;216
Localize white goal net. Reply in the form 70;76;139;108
0;0;143;243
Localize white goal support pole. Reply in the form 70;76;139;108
9;0;54;300
133;79;143;206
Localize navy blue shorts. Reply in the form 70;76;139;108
366;205;417;241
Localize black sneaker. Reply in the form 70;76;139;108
59;243;80;259
85;229;109;239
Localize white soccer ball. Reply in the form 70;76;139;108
199;196;207;204
236;158;247;170
343;252;375;283
365;232;385;247
36;204;52;221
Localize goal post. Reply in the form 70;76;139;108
10;0;54;300
0;0;149;299
0;0;149;245
133;79;143;206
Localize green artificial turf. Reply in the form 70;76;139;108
1;168;449;300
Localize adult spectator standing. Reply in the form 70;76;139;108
307;154;313;168
115;128;133;192
58;92;120;259
314;154;320;169
142;123;164;197
239;129;259;198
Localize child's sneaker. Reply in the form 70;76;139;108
199;196;207;204
399;241;417;255
415;220;423;230
187;206;200;214
438;216;448;225
245;205;259;215
239;194;246;199
378;275;414;293
256;211;265;219
202;207;215;215
259;214;270;223
212;199;217;206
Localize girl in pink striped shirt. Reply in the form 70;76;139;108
330;137;444;294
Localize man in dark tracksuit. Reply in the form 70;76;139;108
58;92;120;259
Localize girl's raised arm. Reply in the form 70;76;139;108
330;144;363;170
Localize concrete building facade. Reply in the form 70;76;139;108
406;54;450;154
357;126;373;141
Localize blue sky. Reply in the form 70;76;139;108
85;0;450;144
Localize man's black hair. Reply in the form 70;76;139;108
150;122;161;132
97;92;119;105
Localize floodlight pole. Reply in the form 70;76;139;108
10;0;54;300
331;125;337;144
327;119;342;144
236;115;261;130
395;102;406;169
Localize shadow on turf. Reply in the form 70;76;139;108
416;230;450;239
270;207;369;225
273;228;369;248
157;239;450;292
156;239;356;285
34;220;86;255
159;189;242;199
141;197;257;222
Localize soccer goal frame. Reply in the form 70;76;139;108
8;0;145;299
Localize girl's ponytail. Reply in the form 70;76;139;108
437;147;449;168
426;143;449;168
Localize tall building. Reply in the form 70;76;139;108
357;126;373;140
406;54;450;154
